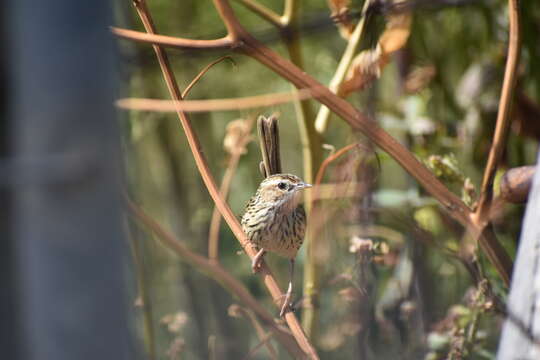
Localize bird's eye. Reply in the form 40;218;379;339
277;182;287;190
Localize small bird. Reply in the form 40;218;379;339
241;173;311;317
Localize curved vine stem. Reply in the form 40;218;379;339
474;0;521;225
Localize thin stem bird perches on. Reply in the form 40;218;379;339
128;1;318;358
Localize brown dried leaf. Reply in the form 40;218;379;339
327;0;354;39
339;11;411;96
405;65;436;93
500;166;535;203
340;45;388;96
328;0;350;10
379;13;412;54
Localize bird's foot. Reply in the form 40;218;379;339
251;248;266;273
279;291;294;317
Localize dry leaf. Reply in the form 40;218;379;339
379;14;412;54
340;45;388;96
327;0;354;39
340;9;412;96
405;65;436;93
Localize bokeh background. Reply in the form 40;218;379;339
5;0;540;359
120;0;537;359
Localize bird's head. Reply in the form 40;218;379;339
256;174;312;210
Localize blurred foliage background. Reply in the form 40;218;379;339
116;0;540;359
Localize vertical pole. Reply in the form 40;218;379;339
7;1;132;359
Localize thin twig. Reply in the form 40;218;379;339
314;143;362;187
235;0;284;28
111;26;233;49
116;88;314;113
234;0;295;28
130;1;318;357
182;56;235;98
126;199;306;358
474;0;521;222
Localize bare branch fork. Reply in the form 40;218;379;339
116;0;513;284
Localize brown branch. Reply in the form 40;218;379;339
126;199;304;358
130;1;318;358
115;88;314;113
467;0;520;286
475;0;521;221
314;143;361;187
112;26;233;49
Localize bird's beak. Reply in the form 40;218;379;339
297;182;312;189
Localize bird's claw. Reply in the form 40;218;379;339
279;291;293;317
251;257;263;273
251;249;266;273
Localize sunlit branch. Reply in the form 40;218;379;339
112;27;233;49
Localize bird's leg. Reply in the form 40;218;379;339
251;248;267;273
280;259;295;317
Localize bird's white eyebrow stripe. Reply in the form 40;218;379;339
265;179;284;186
263;174;301;187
